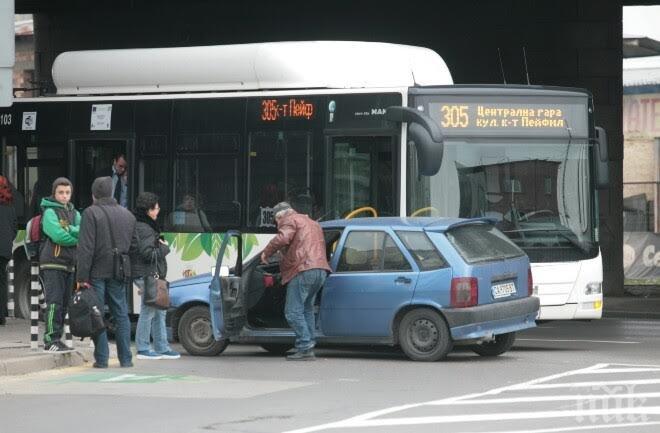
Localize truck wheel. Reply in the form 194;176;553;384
471;332;516;357
178;306;228;356
398;308;452;361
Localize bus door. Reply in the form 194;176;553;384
326;135;397;220
68;136;138;312
247;130;314;227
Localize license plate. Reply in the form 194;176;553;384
492;281;516;299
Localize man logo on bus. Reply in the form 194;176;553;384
371;108;386;115
328;100;336;123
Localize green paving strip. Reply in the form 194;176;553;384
50;372;199;384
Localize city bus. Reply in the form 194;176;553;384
0;41;607;321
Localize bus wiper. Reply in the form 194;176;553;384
502;228;589;253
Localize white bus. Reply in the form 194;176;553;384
0;41;606;320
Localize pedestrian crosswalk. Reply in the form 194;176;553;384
286;363;660;433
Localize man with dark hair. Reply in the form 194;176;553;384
97;153;128;208
260;202;331;361
40;177;81;351
77;176;136;368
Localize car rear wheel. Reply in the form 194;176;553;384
471;332;516;357
398;308;452;361
260;343;293;355
178;306;229;356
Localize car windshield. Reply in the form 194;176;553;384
408;138;597;263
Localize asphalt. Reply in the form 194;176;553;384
0;289;658;377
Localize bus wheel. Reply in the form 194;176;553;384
178;306;228;356
471;332;516;357
260;344;293;355
398;308;452;362
13;259;31;319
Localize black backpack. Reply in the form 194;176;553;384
69;289;105;339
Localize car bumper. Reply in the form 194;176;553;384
442;297;540;340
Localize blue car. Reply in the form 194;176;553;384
168;217;539;361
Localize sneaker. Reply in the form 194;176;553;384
120;362;134;368
158;350;181;360
286;349;316;361
136;351;163;360
44;341;72;353
93;362;108;369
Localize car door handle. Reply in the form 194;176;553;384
395;276;412;284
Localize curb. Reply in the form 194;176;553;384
0;348;94;377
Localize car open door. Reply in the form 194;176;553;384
209;230;245;341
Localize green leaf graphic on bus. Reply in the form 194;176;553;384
161;232;256;261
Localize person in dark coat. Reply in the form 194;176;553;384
0;175;17;325
130;192;179;360
77;176;136;368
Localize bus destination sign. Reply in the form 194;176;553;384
425;98;588;138
260;98;315;122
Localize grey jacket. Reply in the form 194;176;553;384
130;220;169;279
0;204;17;259
76;197;136;282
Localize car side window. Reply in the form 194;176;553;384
337;231;411;272
383;235;412;271
396;231;447;271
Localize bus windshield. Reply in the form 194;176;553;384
408;138;597;263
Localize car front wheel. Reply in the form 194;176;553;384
398;308;452;361
178;306;229;356
471;332;516;357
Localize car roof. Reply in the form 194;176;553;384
320;217;495;232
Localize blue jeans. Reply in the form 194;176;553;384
134;278;171;353
90;278;132;366
284;269;327;351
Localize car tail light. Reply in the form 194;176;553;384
450;277;478;308
527;267;534;297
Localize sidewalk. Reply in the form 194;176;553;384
0;317;94;376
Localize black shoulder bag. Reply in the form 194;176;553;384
97;205;131;282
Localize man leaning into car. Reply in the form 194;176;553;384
261;202;332;361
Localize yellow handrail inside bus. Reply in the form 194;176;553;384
411;207;439;217
344;206;378;219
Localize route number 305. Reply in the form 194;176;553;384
440;105;469;128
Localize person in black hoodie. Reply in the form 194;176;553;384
0;175;17;326
130;192;179;360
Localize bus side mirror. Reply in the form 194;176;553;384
386;106;444;176
594;126;609;189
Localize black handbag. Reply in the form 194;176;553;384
69;288;105;338
98;205;131;282
143;250;170;310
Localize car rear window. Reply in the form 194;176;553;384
396;231;446;271
446;223;525;264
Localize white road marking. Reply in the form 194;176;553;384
583;368;660;374
283;363;660;433
340;407;660;427
428;392;660;405
526;378;660;390
517;338;639;344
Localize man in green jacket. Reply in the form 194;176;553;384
40;177;81;352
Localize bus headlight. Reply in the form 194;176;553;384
585;282;602;295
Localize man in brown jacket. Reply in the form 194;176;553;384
261;202;331;360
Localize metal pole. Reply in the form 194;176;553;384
30;262;39;350
7;259;14;318
64;313;72;349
